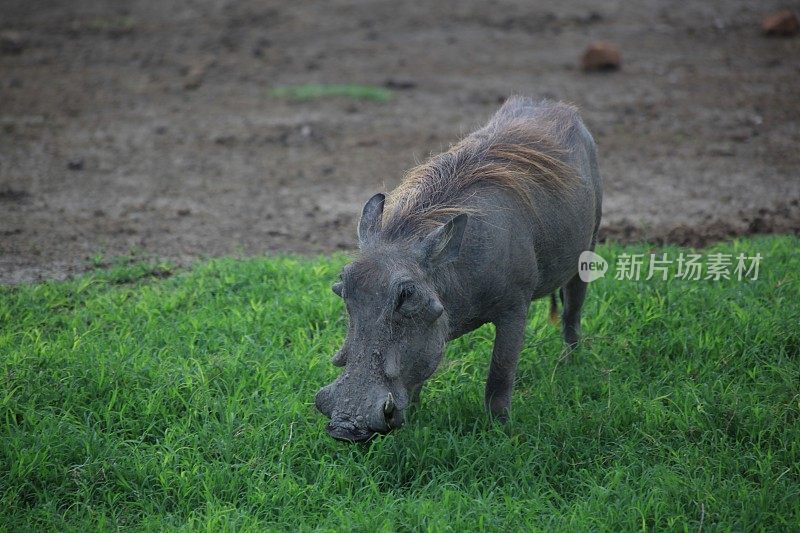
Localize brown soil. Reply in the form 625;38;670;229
1;0;799;283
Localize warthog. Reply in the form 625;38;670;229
315;97;603;441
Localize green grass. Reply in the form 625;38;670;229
2;235;799;531
271;84;392;102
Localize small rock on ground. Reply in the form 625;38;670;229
581;41;621;71
762;10;799;36
0;31;25;55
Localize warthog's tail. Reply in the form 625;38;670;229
549;292;559;325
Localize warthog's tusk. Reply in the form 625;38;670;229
383;392;395;416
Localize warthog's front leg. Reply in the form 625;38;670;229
410;383;423;405
484;308;528;422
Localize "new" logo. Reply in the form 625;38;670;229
578;250;608;282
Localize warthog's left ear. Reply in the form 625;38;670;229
419;213;468;269
358;193;385;247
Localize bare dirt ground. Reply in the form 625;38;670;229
1;0;799;283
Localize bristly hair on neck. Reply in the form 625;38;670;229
380;97;583;241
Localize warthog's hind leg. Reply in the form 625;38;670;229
561;272;588;355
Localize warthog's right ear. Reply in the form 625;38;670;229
358;193;385;247
419;213;468;269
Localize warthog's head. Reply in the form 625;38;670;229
315;193;467;442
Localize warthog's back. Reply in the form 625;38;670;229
379;96;601;327
380;97;593;243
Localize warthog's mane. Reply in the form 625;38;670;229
380;97;582;240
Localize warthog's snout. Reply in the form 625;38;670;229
325;419;376;442
317;384;403;442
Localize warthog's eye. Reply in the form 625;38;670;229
396;282;444;323
396;284;420;318
398;286;414;304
